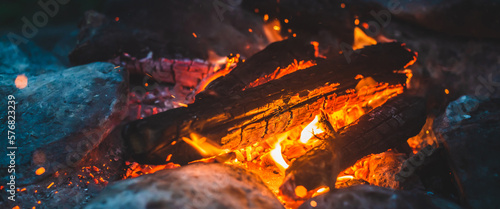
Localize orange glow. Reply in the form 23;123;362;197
264;14;269;21
310;41;320;58
310;200;317;207
337;175;354;181
47;182;54;189
295;185;308;198
292;33;296;37
115;17;119;21
245;59;316;89
353;27;377;50
263;19;283;43
35;167;45;175
312;186;330;197
354;19;360;25
254;8;259;13
125;162;180;178
362;22;369;29
13;206;20;209
15;74;28;89
196;54;239;94
395;69;413;88
192;33;197;38
166;154;172;162
340;3;345;8
248;28;253;33
182;133;227;157
445;89;449;94
284;19;289;23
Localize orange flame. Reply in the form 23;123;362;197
181;133;227;157
353;27;377;50
245;59;316;89
196;54;239;93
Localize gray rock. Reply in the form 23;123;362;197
0;35;64;76
84;163;284;209
299;185;461;209
434;96;500;209
0;62;128;185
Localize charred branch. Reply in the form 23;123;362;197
122;42;416;165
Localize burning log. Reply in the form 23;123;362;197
122;42;416;165
280;95;427;199
198;38;317;98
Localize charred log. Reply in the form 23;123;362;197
280;95;427;199
198;38;317;98
122;43;416;165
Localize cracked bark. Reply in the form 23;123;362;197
122;42;416;165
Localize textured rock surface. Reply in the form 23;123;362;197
0;36;64;77
299;185;462;209
0;62;128;185
84;163;284;209
434;96;500;209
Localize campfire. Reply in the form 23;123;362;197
3;0;499;209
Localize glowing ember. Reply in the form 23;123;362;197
15;74;28;89
312;186;330;197
196;54;239;93
47;182;54;189
294;185;308;198
35;167;45;175
245;59;316;89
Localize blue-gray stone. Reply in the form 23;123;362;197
0;62;128;185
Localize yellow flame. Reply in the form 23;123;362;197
336;175;354;181
353;27;377;50
312;186;330;197
182;133;226;157
299;115;324;144
270;140;289;170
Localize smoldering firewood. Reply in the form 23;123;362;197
122;42;416;165
280;95;427;199
395;145;439;183
198;38;317;98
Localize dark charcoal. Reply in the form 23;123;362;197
84;163;284;209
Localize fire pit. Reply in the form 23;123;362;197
1;0;499;209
